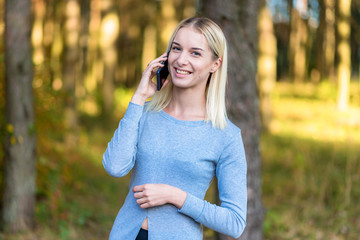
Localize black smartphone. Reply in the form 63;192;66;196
156;58;169;91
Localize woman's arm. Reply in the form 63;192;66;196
132;184;187;209
131;52;169;106
132;132;247;239
103;53;169;177
102;102;144;177
178;132;247;238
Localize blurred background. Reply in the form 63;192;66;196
0;0;360;239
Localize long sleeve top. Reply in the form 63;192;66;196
103;102;247;240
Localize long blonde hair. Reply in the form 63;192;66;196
146;17;228;129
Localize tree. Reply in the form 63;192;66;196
200;0;263;239
159;0;178;50
99;1;119;115
2;0;36;232
31;0;46;65
62;0;81;146
141;4;157;72
317;0;336;82
258;2;277;131
336;0;352;110
288;0;309;83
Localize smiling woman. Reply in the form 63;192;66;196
103;16;247;240
167;27;221;97
148;17;228;129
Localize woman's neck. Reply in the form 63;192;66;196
165;87;207;121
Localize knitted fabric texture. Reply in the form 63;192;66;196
103;102;247;240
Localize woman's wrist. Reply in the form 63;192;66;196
131;91;148;106
168;186;187;209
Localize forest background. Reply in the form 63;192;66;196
0;0;360;239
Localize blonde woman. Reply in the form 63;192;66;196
103;16;247;240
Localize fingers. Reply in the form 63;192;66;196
133;185;153;208
135;196;155;209
145;55;167;77
141;53;168;84
146;52;167;69
132;184;168;209
132;185;144;193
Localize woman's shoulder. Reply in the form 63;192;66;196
206;118;242;148
221;118;241;137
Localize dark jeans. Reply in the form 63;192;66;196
135;228;148;240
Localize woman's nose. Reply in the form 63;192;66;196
176;52;189;66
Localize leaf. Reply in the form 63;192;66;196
6;123;14;134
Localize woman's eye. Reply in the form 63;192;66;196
172;46;181;51
192;51;201;56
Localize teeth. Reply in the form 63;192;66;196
176;69;190;75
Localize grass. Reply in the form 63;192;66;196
262;82;360;240
0;81;359;239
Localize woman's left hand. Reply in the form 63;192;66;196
133;184;187;209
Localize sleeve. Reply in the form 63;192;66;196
178;131;247;239
102;102;144;177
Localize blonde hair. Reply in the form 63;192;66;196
146;17;228;129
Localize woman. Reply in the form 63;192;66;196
103;16;247;240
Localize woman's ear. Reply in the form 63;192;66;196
210;58;222;73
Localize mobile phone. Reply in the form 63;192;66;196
156;58;169;91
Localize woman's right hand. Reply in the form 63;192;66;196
131;53;169;105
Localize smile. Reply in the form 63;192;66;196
176;68;191;75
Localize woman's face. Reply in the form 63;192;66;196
168;26;221;92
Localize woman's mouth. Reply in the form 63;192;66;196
175;68;191;75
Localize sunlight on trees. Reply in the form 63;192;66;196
337;0;352;111
258;4;277;131
317;0;336;82
142;25;157;71
324;0;335;78
31;0;45;65
289;0;309;84
85;0;101;93
50;9;64;91
100;8;120;114
160;0;178;50
99;13;119;49
63;0;81;147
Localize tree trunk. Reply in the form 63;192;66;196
337;0;352;110
49;0;63;90
288;0;309;83
99;1;119;115
62;0;80;146
317;0;336;82
84;0;101;94
258;2;277;132
324;0;336;81
200;0;263;239
142;24;157;71
160;0;177;50
31;0;45;65
2;0;37;232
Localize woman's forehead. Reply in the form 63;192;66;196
173;27;210;50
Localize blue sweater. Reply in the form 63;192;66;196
103;102;247;240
